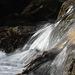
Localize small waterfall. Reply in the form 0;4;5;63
22;23;53;51
0;4;75;75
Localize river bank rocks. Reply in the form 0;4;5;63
0;26;39;53
0;0;65;52
0;0;64;52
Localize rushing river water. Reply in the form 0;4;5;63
0;4;75;75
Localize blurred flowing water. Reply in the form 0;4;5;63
0;5;75;75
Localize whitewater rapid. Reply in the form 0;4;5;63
0;5;75;75
0;23;54;75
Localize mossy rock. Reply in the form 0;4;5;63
0;26;38;53
57;0;75;19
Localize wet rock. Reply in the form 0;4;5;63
16;48;60;75
0;26;39;53
57;0;75;19
22;48;60;74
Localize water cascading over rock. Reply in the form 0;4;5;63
0;0;75;75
